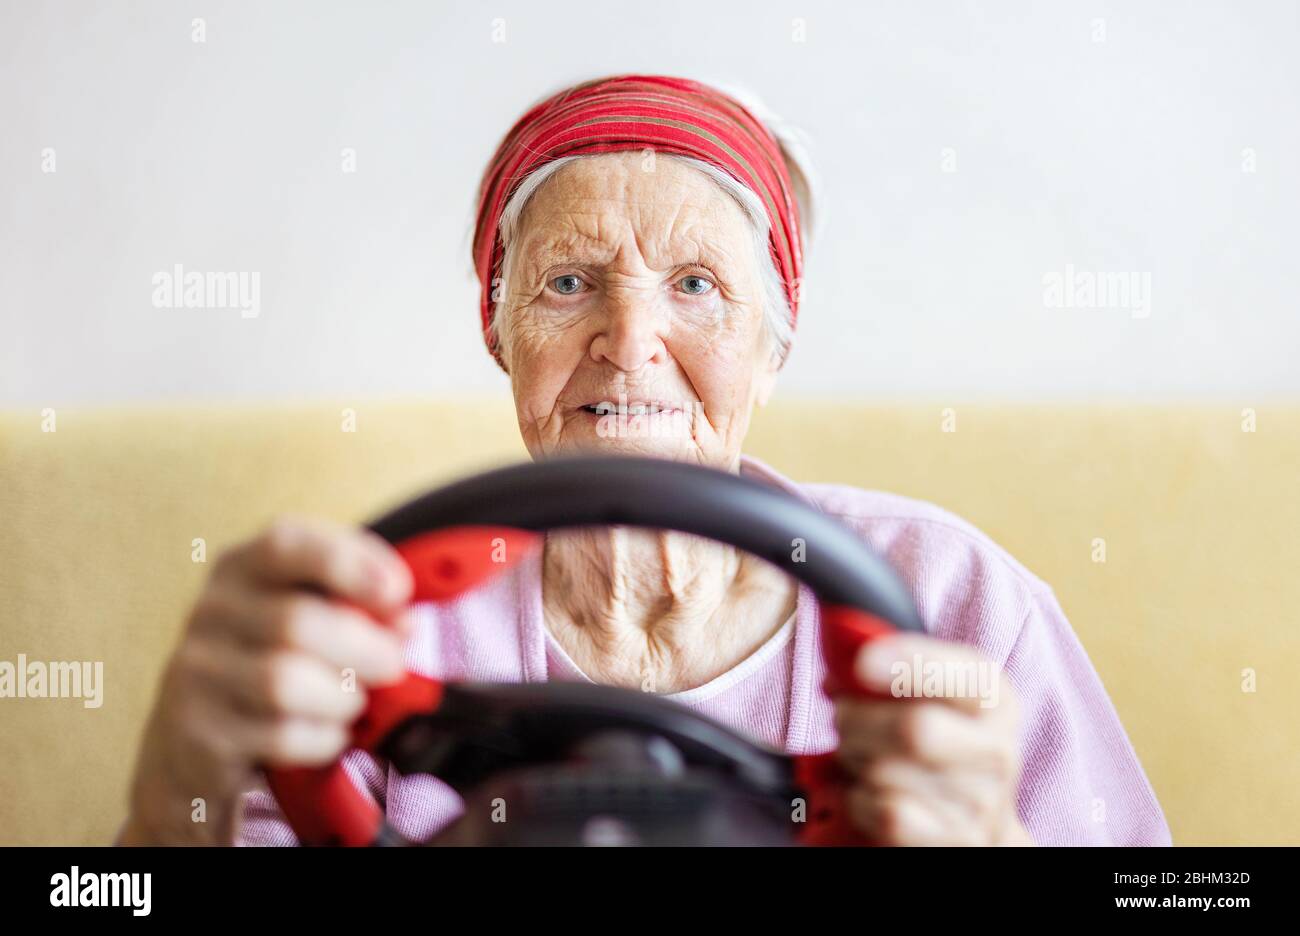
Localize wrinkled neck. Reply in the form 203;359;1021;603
540;522;797;693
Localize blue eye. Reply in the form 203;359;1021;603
550;274;584;295
678;275;714;296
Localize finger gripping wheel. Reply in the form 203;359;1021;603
264;456;924;846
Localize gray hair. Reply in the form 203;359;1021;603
486;83;818;369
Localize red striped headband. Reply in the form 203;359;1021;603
472;74;804;370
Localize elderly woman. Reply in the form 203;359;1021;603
121;75;1169;846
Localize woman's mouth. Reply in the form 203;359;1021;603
581;401;684;417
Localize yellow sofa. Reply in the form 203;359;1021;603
1;401;1297;845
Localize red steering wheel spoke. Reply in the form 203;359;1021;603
265;526;538;847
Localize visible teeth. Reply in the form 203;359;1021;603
584;402;676;416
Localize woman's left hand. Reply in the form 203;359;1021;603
834;634;1034;846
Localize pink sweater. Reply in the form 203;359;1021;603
237;454;1172;846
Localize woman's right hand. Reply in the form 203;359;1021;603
120;517;414;845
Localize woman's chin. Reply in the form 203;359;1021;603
566;435;693;460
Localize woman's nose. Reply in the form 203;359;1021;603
589;293;670;370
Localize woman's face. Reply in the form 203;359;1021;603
498;152;781;471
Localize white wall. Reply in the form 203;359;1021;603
2;0;1297;406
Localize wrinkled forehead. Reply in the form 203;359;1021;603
514;153;756;268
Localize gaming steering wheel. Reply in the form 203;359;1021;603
265;456;925;846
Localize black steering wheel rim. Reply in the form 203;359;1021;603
267;454;925;847
367;454;924;632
